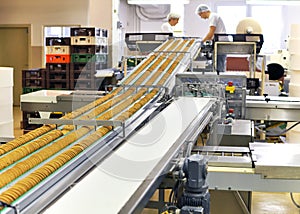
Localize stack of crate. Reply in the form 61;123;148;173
22;68;46;94
70;27;108;90
45;37;71;89
21;68;46;133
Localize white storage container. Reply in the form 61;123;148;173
290;24;300;38
0;104;13;122
288;38;300;54
289;70;300;84
0;86;13;106
0;120;14;138
290;54;300;70
0;67;13;87
289;83;300;97
0;67;13;138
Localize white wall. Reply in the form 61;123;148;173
0;0;89;46
0;0;122;66
118;0;214;38
283;5;300;47
119;1;300;52
184;0;211;37
88;0;112;39
88;0;115;66
1;0;300;63
119;0;133;57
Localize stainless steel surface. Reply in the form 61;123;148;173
42;97;215;214
217;120;254;147
136;41;163;53
215;42;256;55
120;98;215;214
1;38;203;214
208;168;300;192
246;96;300;121
231;120;253;136
214;42;256;78
193;146;252;168
250;142;300;179
195;145;250;153
7;97;166;214
29;118;123;127
175;72;247;119
247;95;300;108
21;91;105;112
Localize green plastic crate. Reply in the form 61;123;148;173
71;54;107;63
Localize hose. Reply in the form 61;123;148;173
266;121;300;137
290;192;300;209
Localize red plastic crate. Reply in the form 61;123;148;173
46;54;71;63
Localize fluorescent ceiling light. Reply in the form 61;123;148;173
246;0;300;5
127;0;190;4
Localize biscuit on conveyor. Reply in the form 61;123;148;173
0;38;188;205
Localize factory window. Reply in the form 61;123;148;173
217;6;247;34
217;4;283;53
250;6;282;53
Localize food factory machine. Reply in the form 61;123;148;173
3;37;300;214
0;38;211;214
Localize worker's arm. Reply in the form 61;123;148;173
202;26;216;42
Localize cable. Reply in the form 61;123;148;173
266;121;300;137
160;204;178;213
290;192;300;209
169;180;179;204
169;187;174;203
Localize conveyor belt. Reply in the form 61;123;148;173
43;97;215;214
246;95;300;121
0;38;201;213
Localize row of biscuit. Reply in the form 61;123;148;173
0;87;160;204
0;125;55;156
61;44;162;121
58;39;175;122
0;129;63;170
0;127;91;189
61;40;175;120
58;52;163;132
0;51;163;202
0;39;191;207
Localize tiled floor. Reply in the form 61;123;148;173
252;192;300;214
141;191;300;214
12;106;300;213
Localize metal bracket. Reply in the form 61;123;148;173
28;118;127;138
153;50;194;72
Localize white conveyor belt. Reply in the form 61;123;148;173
20;90;73;103
44;97;212;214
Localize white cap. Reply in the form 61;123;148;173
195;4;211;14
167;13;181;20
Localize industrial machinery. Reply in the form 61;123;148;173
0;37;214;214
2;34;300;214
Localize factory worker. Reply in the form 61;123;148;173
161;12;181;33
196;4;227;73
